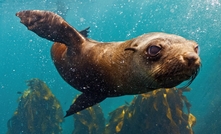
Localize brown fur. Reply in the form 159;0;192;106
16;10;201;117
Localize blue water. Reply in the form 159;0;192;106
1;0;221;133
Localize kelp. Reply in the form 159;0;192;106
7;78;63;134
7;78;195;134
72;103;105;134
104;87;196;134
72;87;195;134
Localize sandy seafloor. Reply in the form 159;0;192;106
1;0;221;133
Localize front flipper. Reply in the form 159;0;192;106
64;93;106;117
16;10;86;48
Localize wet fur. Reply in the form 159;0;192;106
16;10;201;117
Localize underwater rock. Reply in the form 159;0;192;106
7;78;63;134
105;88;196;134
72;102;105;134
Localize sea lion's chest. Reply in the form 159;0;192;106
50;42;123;93
50;41;149;95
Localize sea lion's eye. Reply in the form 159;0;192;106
147;45;161;57
195;46;200;54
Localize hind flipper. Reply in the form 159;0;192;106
64;93;106;117
79;27;90;37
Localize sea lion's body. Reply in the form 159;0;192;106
51;41;135;96
16;10;201;117
52;39;152;97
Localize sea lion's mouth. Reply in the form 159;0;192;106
147;58;201;89
182;67;200;87
162;66;200;88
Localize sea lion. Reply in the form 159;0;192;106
16;10;201;117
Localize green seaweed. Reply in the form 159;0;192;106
7;78;196;134
72;103;105;134
105;88;195;134
72;87;196;134
7;78;63;134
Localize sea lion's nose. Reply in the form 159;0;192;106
184;52;199;67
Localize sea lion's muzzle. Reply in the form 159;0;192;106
183;52;200;67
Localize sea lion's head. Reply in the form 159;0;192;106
125;33;201;89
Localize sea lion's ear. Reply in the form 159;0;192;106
124;41;139;52
124;47;137;52
16;10;86;47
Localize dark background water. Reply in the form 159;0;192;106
1;0;221;133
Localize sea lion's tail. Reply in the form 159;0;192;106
16;10;86;47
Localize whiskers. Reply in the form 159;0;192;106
182;67;200;88
142;65;163;89
144;57;201;89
